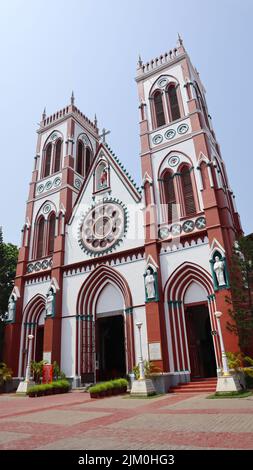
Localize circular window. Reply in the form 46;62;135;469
79;201;126;254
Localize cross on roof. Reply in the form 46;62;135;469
99;127;111;143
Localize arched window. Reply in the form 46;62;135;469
163;172;176;223
167;85;181;121
85;147;91;176
44;143;52;177
37;217;45;259
48;213;56;255
54;140;62;173
181;166;196;216
76;140;84;175
153;91;165;128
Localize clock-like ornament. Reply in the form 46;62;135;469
79;201;126;255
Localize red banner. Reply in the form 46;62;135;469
42;364;53;384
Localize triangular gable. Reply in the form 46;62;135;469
70;143;142;223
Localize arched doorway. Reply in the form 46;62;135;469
19;294;46;378
35;311;45;362
96;283;126;381
184;282;216;378
77;265;134;384
165;262;220;380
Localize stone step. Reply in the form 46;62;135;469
169;387;216;393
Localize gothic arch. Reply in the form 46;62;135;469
77;264;132;315
19;294;46;377
163;262;220;374
164;262;213;302
76;265;134;378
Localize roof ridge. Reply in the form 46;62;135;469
104;143;142;195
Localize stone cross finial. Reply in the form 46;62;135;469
99;128;111;143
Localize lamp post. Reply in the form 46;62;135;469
214;311;229;376
136;321;145;380
25;334;34;383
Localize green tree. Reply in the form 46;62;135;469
226;234;253;351
0;227;18;359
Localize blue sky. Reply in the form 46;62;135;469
0;0;252;245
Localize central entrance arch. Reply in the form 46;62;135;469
95;283;126;381
77;265;135;384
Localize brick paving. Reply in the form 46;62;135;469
0;391;252;450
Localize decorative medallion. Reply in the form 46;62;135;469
152;134;163;145
195;216;206;230
51;132;59;141
159;226;170;240
41;259;49;270
53;177;61;187
79;200;127;255
182;220;195;233
177;123;189;134
157;77;168;88
27;264;34;273
74;178;82;189
165;129;176;140
43;204;51;214
37;184;44;194
34;262;42;271
171;223;182;236
45;181;53;191
168;156;180;167
80;134;89;145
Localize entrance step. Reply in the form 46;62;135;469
169;377;217;394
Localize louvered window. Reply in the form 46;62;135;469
168;85;181;121
164;173;176;223
154;91;165;128
44;144;52;177
181;167;196;216
54;140;62;173
37;218;45;259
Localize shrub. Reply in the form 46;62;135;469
133;361;161;379
0;362;12;386
27;379;70;397
89;378;128;397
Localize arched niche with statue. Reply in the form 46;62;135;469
5;287;20;323
45;278;59;318
143;263;159;302
210;250;230;291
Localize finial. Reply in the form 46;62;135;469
138;54;143;67
94;113;97;127
177;33;183;46
42;107;46;120
71;91;75;105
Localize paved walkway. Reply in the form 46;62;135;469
0;391;253;450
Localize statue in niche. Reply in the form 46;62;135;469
213;255;226;286
99;166;108;188
45;289;55;317
145;269;156;299
7;295;16;322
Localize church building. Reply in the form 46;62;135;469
4;37;242;390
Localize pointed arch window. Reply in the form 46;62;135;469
181;166;196;216
54;140;62;173
153;91;165;128
163;171;176;223
167;85;181;121
37;217;45;259
44;143;52;177
76;140;84;176
85;147;91;176
48;213;56;255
